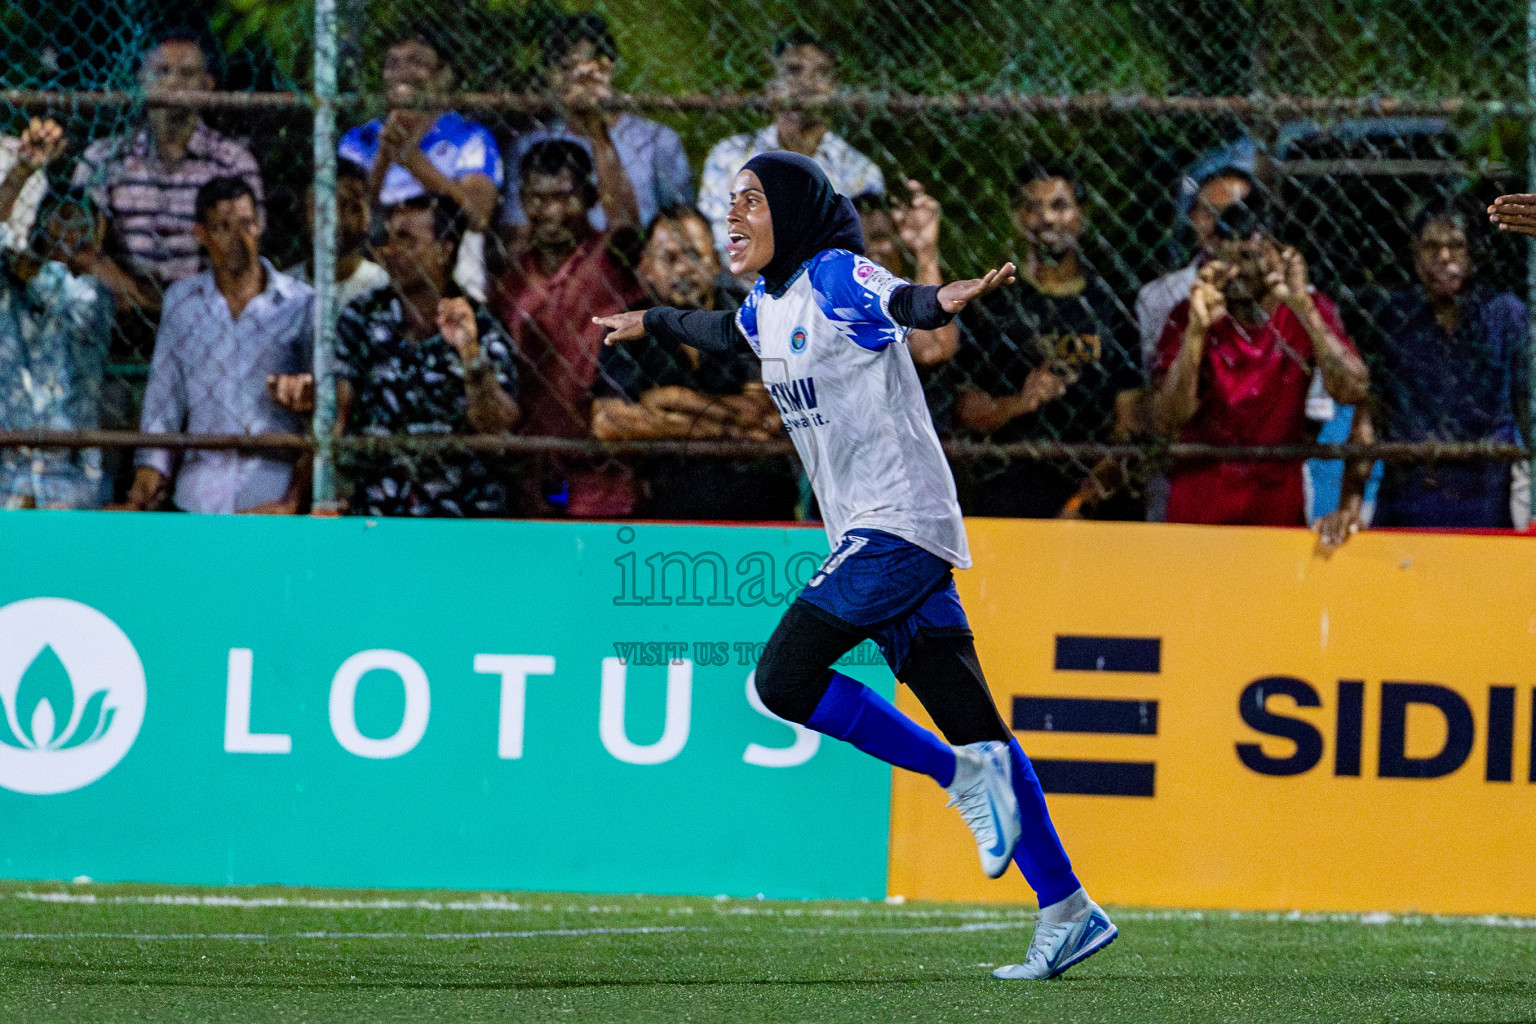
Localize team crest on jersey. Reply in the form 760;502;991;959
790;327;808;352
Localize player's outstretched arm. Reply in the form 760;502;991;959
937;261;1017;315
594;307;742;354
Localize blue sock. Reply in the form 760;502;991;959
1007;738;1082;907
807;672;957;786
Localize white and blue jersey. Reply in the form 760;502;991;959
339;112;504;206
736;248;971;569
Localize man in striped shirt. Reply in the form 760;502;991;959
70;27;263;312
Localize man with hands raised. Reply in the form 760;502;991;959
1151;197;1367;527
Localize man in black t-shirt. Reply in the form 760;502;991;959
590;206;796;520
954;162;1144;519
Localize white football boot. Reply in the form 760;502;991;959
944;741;1022;879
992;890;1117;980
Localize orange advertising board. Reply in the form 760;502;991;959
888;519;1536;914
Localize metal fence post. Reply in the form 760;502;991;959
311;0;340;512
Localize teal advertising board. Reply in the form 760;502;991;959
0;512;893;899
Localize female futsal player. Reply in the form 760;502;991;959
595;152;1115;980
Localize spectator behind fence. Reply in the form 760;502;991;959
489;139;645;518
282;161;389;308
0;122;114;510
71;26;263;311
0;118;55;257
123;176;313;514
698;30;884;264
500;14;693;238
1134;167;1254;522
1152;197;1368;526
954;162;1144;520
1135;167;1255;373
1321;201;1528;542
338;22;503;299
856;183;959;368
324;196;520;518
590;205;795;520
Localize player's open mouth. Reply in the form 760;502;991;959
726;233;749;257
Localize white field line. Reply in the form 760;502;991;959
5;892;1031;920
0;925;696;941
792;921;1034;935
0;922;1033;942
9;893;536;912
8;892;1536;931
1109;909;1536;930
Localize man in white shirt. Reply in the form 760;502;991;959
698;31;884;263
283;161;388;310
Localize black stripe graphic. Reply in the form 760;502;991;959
1013;697;1157;735
1334;680;1364;777
1487;686;1515;783
1033;759;1156;797
1054;636;1161;674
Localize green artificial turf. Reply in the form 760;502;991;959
0;880;1532;1023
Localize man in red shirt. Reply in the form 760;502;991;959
1151;200;1368;525
491;139;646;517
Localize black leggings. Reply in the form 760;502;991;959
754;601;1011;746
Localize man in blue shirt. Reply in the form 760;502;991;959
499;14;693;237
1325;200;1527;539
339;23;503;297
0;122;114;510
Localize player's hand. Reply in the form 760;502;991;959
893;179;941;264
593;310;647;345
268;372;316;413
937;261;1016;314
437;297;480;362
1188;262;1232;334
16;118;67;172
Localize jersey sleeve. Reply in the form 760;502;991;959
337;123;375;173
454;123;504;185
809;251;908;351
734;282;763;355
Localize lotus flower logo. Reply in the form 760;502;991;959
0;598;145;795
0;645;116;751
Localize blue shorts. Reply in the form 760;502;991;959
794;529;971;675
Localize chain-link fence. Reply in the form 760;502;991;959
2;0;1533;528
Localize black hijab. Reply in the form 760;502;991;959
741;151;865;296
